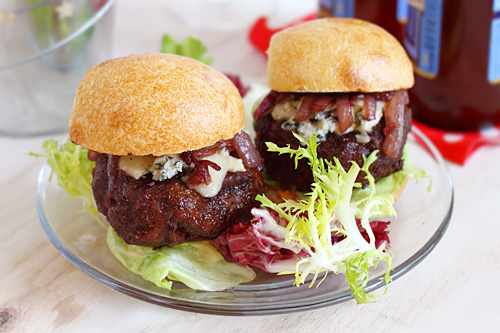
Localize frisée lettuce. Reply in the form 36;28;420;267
352;145;429;216
30;138;98;217
256;133;394;303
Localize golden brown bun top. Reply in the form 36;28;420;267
267;18;414;93
69;53;244;156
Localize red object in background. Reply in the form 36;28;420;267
94;0;108;10
413;120;500;165
248;13;316;57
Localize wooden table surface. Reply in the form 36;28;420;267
1;1;499;331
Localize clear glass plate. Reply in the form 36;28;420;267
36;127;453;315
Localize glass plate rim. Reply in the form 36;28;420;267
36;126;454;316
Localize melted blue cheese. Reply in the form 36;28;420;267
271;99;303;121
149;155;185;181
271;96;385;143
119;155;185;181
186;149;246;198
119;155;157;179
118;148;246;198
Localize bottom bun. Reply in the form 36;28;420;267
393;179;408;202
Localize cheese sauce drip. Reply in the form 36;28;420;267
271;96;385;143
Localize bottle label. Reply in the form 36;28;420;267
397;0;409;23
488;0;500;84
404;0;444;79
319;0;354;18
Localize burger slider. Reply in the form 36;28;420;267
69;53;264;248
254;18;414;193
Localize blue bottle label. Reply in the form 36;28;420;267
320;0;407;24
320;0;354;18
488;2;500;84
404;0;443;79
494;0;500;12
397;0;409;23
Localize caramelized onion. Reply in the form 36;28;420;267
311;94;336;113
364;94;377;121
382;90;407;158
336;96;353;133
180;130;261;185
275;92;295;104
254;90;278;120
294;94;335;122
401;90;410;104
373;91;396;102
191;140;233;158
87;150;100;162
232;131;262;170
294;95;315;122
108;155;120;190
180;152;221;186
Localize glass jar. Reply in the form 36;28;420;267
0;0;115;136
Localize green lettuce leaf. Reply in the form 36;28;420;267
106;227;256;291
346;249;392;303
352;145;430;218
32;139;256;290
30;138;98;216
161;34;213;65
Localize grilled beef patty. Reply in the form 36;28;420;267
92;154;264;248
255;106;412;191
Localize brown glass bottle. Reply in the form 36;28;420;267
318;0;406;42
319;0;500;131
407;0;500;131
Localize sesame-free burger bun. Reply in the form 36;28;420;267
69;53;244;156
267;18;414;93
393;180;407;202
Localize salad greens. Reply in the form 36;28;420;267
30;138;98;217
107;228;255;291
32;139;255;291
31;130;423;301
257;133;394;303
352;145;429;214
161;34;213;65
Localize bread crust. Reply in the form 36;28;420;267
267;18;414;93
393;179;408;202
69;53;244;156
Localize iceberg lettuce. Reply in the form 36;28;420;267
107;228;255;291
